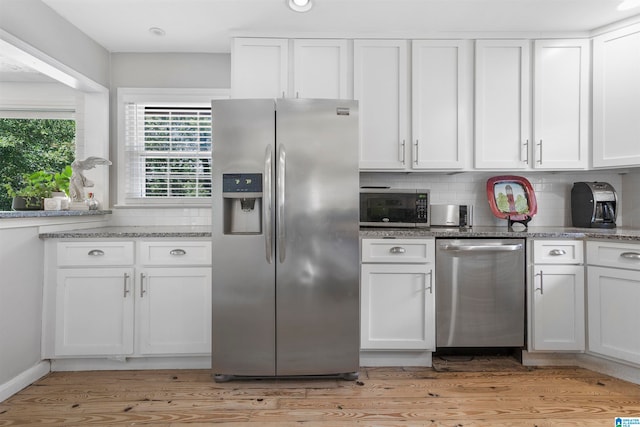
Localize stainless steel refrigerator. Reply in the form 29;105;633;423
211;98;360;381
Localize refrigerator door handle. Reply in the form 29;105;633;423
277;144;286;263
264;145;273;264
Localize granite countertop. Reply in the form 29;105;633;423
39;225;640;241
39;226;212;239
360;225;640;241
0;210;112;219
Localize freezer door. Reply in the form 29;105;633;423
275;99;360;376
211;99;277;376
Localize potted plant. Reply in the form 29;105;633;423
4;166;72;210
53;165;72;198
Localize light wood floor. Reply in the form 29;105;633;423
1;363;640;426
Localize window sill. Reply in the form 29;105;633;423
0;210;112;219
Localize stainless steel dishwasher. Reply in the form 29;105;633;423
436;239;525;348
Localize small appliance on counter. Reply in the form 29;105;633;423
359;188;430;227
571;182;617;228
430;204;472;228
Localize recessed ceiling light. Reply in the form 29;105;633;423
149;27;166;37
287;0;313;13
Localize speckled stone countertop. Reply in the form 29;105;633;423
39;226;211;239
360;226;640;241
0;210;112;219
39;225;640;241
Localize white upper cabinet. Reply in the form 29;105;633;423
533;40;589;170
593;23;640;168
293;39;349;99
354;40;409;170
412;40;470;170
474;40;531;169
232;38;349;100
232;38;289;98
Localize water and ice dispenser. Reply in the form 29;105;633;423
222;173;262;234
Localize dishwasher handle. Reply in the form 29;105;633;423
440;243;523;252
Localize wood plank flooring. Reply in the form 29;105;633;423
1;364;640;426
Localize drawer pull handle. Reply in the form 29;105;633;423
389;246;406;254
548;249;566;256
170;249;187;256
88;249;105;256
620;252;640;260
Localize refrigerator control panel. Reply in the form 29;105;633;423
223;173;262;193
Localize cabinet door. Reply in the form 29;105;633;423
533;40;589;170
293;39;348;99
587;266;640;364
137;268;212;355
593;23;640;168
361;263;434;350
475;40;530;169
55;268;134;356
531;265;585;351
354;40;409;170
232;38;289;98
412;40;470;169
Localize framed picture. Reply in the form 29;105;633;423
486;175;537;226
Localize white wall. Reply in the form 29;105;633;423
0;227;44;384
361;171;626;227
622;169;640;228
110;53;230;89
107;52;230;225
0;0;110;88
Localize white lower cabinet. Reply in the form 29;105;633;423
137;268;211;355
529;239;585;352
531;265;585;351
55;267;134;356
45;239;212;360
360;239;435;350
587;240;640;365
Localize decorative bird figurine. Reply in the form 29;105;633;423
69;156;112;202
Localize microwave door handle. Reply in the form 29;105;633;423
264;145;273;264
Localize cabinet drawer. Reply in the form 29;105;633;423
362;239;434;263
57;241;134;267
138;241;212;266
533;240;583;264
587;241;640;270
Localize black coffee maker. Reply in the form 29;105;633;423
571;182;617;228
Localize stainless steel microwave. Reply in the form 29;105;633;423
359;188;430;227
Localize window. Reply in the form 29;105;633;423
0;105;76;211
117;88;229;206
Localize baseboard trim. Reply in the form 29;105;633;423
50;356;212;372
0;361;50;402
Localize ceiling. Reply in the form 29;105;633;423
38;0;640;54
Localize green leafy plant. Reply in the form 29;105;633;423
53;165;72;196
4;165;72;208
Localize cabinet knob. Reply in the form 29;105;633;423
87;249;105;256
389;246;406;254
169;249;187;256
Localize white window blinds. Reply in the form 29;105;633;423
125;103;212;199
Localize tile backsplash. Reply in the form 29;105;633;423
360;171;626;227
109;170;635;228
